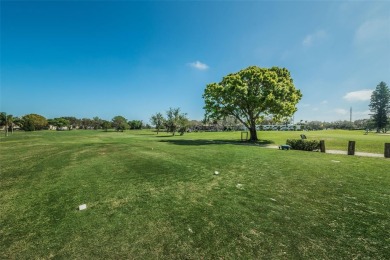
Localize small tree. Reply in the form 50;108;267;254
165;107;188;136
128;120;143;130
369;81;390;133
92;117;102;130
101;120;112;132
112;116;128;132
150;112;165;134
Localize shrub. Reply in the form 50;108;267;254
286;139;320;151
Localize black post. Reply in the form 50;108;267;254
385;143;390;158
320;140;326;153
348;141;355;155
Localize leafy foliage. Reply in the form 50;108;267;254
111;116;128;132
0;112;5;127
150;112;165;134
203;66;302;141
286;139;320;151
165;107;189;136
92;117;103;130
369;81;390;133
128;120;143;130
48;118;71;130
21;114;48;131
0;112;14;136
101;120;112;131
61;117;80;129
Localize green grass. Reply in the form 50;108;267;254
1;130;389;259
254;129;388;154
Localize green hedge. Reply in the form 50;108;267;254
286;139;320;151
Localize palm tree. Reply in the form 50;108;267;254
6;114;14;135
0;112;13;136
0;112;9;136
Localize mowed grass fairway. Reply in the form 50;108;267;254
1;130;389;259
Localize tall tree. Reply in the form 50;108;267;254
203;66;302;141
150;112;165;134
7;114;14;135
369;81;390;133
0;112;12;136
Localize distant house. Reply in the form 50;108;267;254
258;124;301;131
48;125;70;131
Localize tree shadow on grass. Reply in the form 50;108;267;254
154;135;175;138
158;139;274;146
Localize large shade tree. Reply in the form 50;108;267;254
203;66;302;141
369;81;390;133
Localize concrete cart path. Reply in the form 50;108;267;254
326;149;384;158
263;145;385;158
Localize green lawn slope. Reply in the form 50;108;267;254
1;130;389;259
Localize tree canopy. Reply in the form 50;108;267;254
101;120;112;131
0;112;14;136
369;81;390;133
111;116;128;132
150;112;165;134
48;118;70;130
165;108;189;136
128;120;143;130
21;114;48;131
203;66;302;141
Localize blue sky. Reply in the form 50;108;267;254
1;0;389;123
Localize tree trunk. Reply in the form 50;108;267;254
249;125;258;141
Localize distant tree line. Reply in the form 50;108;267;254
1;112;387;135
0;113;150;134
1;81;388;135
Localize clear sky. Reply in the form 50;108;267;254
1;0;389;123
